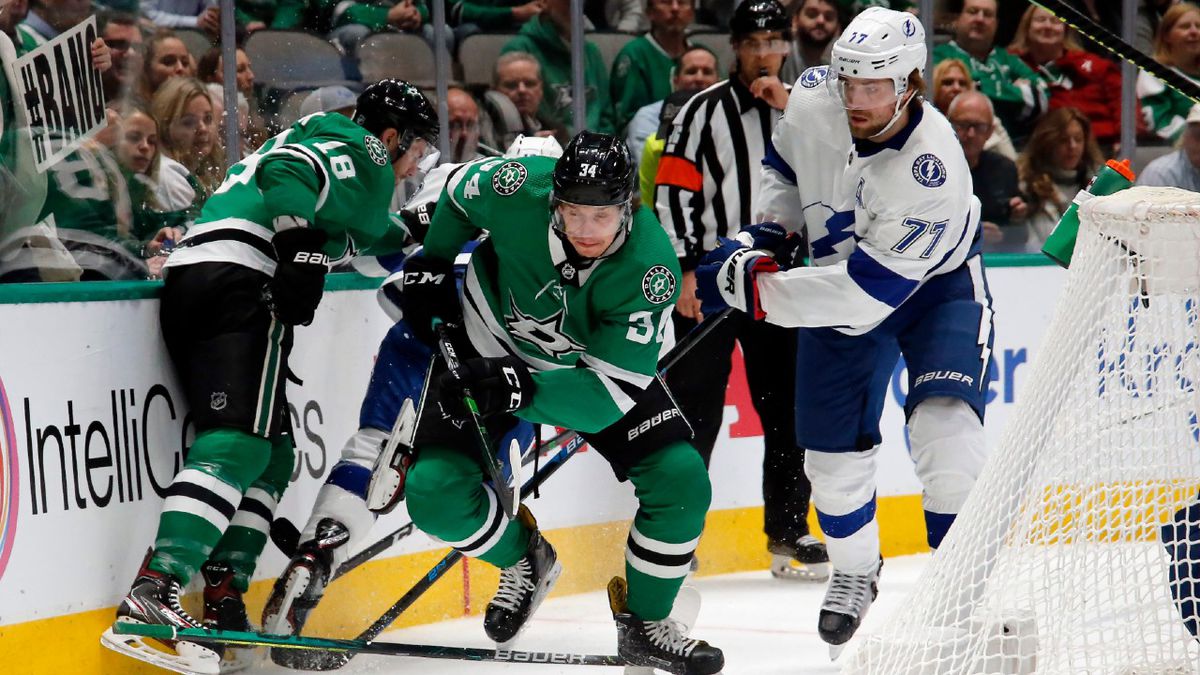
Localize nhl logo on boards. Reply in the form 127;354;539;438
210;392;228;411
912;153;946;188
642;266;676;304
365;135;389;166
493;161;528;195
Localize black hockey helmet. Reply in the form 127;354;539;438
552;130;634;207
550;131;635;262
353;79;439;160
730;0;790;39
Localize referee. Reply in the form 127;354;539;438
653;0;829;581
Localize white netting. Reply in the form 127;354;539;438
845;186;1200;675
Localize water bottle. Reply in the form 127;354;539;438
1042;158;1135;268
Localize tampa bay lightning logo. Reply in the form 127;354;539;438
800;66;829;89
903;19;917;38
912;154;946;188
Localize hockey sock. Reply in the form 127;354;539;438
624;442;711;620
149;428;273;585
924;510;956;550
208;434;295;591
405;444;530;567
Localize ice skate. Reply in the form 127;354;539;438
624;585;704;674
261;518;348;638
819;557;883;660
200;561;258;673
767;534;831;582
101;555;222;675
609;577;723;675
483;507;561;647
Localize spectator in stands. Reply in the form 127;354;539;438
197;46;256;99
626;45;718;166
1;0;36;55
481;51;568;148
17;0;92;45
609;0;695;134
1138;103;1200;192
142;0;221;34
948;91;1027;250
446;86;483;162
299;85;358;118
637;87;700;205
588;0;646;32
1139;2;1200;144
236;0;307;32
932;57;1017;160
152;77;223;212
501;0;616;134
1016;106;1103;250
204;82;265;157
138;30;195;102
779;0;840;84
449;0;544;41
99;10;143;101
327;0;456;57
112;104;191;278
933;0;1048;143
1136;0;1176;55
1009;4;1125;148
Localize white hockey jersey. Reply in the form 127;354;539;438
755;66;981;335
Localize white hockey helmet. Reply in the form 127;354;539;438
504;134;564;159
829;7;926;109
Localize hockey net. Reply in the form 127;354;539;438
845;186;1200;675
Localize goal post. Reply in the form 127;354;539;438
845;186;1200;675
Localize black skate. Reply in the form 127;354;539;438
767;534;831;582
483;507;562;646
100;554;222;675
608;577;724;675
819;557;883;660
201;561;257;672
263;518;347;667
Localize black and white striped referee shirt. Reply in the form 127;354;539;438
653;75;786;270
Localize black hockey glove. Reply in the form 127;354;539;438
269;226;330;326
437;356;536;417
398;254;460;344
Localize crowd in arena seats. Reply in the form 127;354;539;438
3;0;1200;281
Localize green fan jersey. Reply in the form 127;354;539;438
424;156;681;434
167;112;405;274
39;145;136;251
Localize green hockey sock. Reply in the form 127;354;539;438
149;428;272;585
623;441;711;620
405;444;530;568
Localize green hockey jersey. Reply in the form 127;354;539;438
424;156;680;434
167;112;406;274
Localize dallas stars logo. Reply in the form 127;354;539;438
492;161;528;196
505;293;584;358
364;135;388;166
642;265;676;304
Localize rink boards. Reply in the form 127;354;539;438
0;259;1062;674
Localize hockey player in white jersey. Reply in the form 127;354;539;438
695;7;993;655
260;136;564;644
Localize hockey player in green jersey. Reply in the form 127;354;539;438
393;131;724;675
101;79;438;675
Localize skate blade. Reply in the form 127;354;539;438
670;585;702;635
828;643;846;661
770;557;831;582
624;667;657;674
495;559;564;650
101;624;222;675
262;564;313;635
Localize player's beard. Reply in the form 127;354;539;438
847;110;890;140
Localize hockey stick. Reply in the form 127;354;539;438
270;427;580;580
269;432;589;670
434;318;520;520
1031;0;1200;104
112;623;624;667
271;308;734;670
